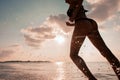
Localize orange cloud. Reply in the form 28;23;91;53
21;14;72;48
0;44;25;61
87;0;119;22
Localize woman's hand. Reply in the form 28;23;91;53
66;21;75;26
69;17;74;22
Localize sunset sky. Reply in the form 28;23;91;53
0;0;120;62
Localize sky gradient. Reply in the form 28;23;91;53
0;0;120;62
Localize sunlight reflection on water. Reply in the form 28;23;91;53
55;62;65;80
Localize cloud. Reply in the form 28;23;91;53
114;25;120;31
48;14;71;33
21;25;56;48
0;49;14;58
23;35;44;47
87;0;120;22
21;14;72;48
104;12;120;31
0;44;25;61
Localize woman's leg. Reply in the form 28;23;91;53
88;30;120;79
70;35;97;80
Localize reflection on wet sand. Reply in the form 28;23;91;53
55;62;65;80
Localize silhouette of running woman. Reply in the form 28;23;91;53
65;0;120;80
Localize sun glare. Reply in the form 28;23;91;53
55;35;65;44
55;62;64;65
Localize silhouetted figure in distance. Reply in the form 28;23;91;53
65;0;120;80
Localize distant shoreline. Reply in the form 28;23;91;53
0;60;51;63
0;61;107;63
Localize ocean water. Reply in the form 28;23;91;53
0;62;118;80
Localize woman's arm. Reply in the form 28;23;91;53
66;21;75;26
69;0;83;22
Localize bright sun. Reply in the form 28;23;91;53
55;35;65;44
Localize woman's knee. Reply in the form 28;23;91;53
70;53;78;60
70;53;85;64
99;47;112;58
